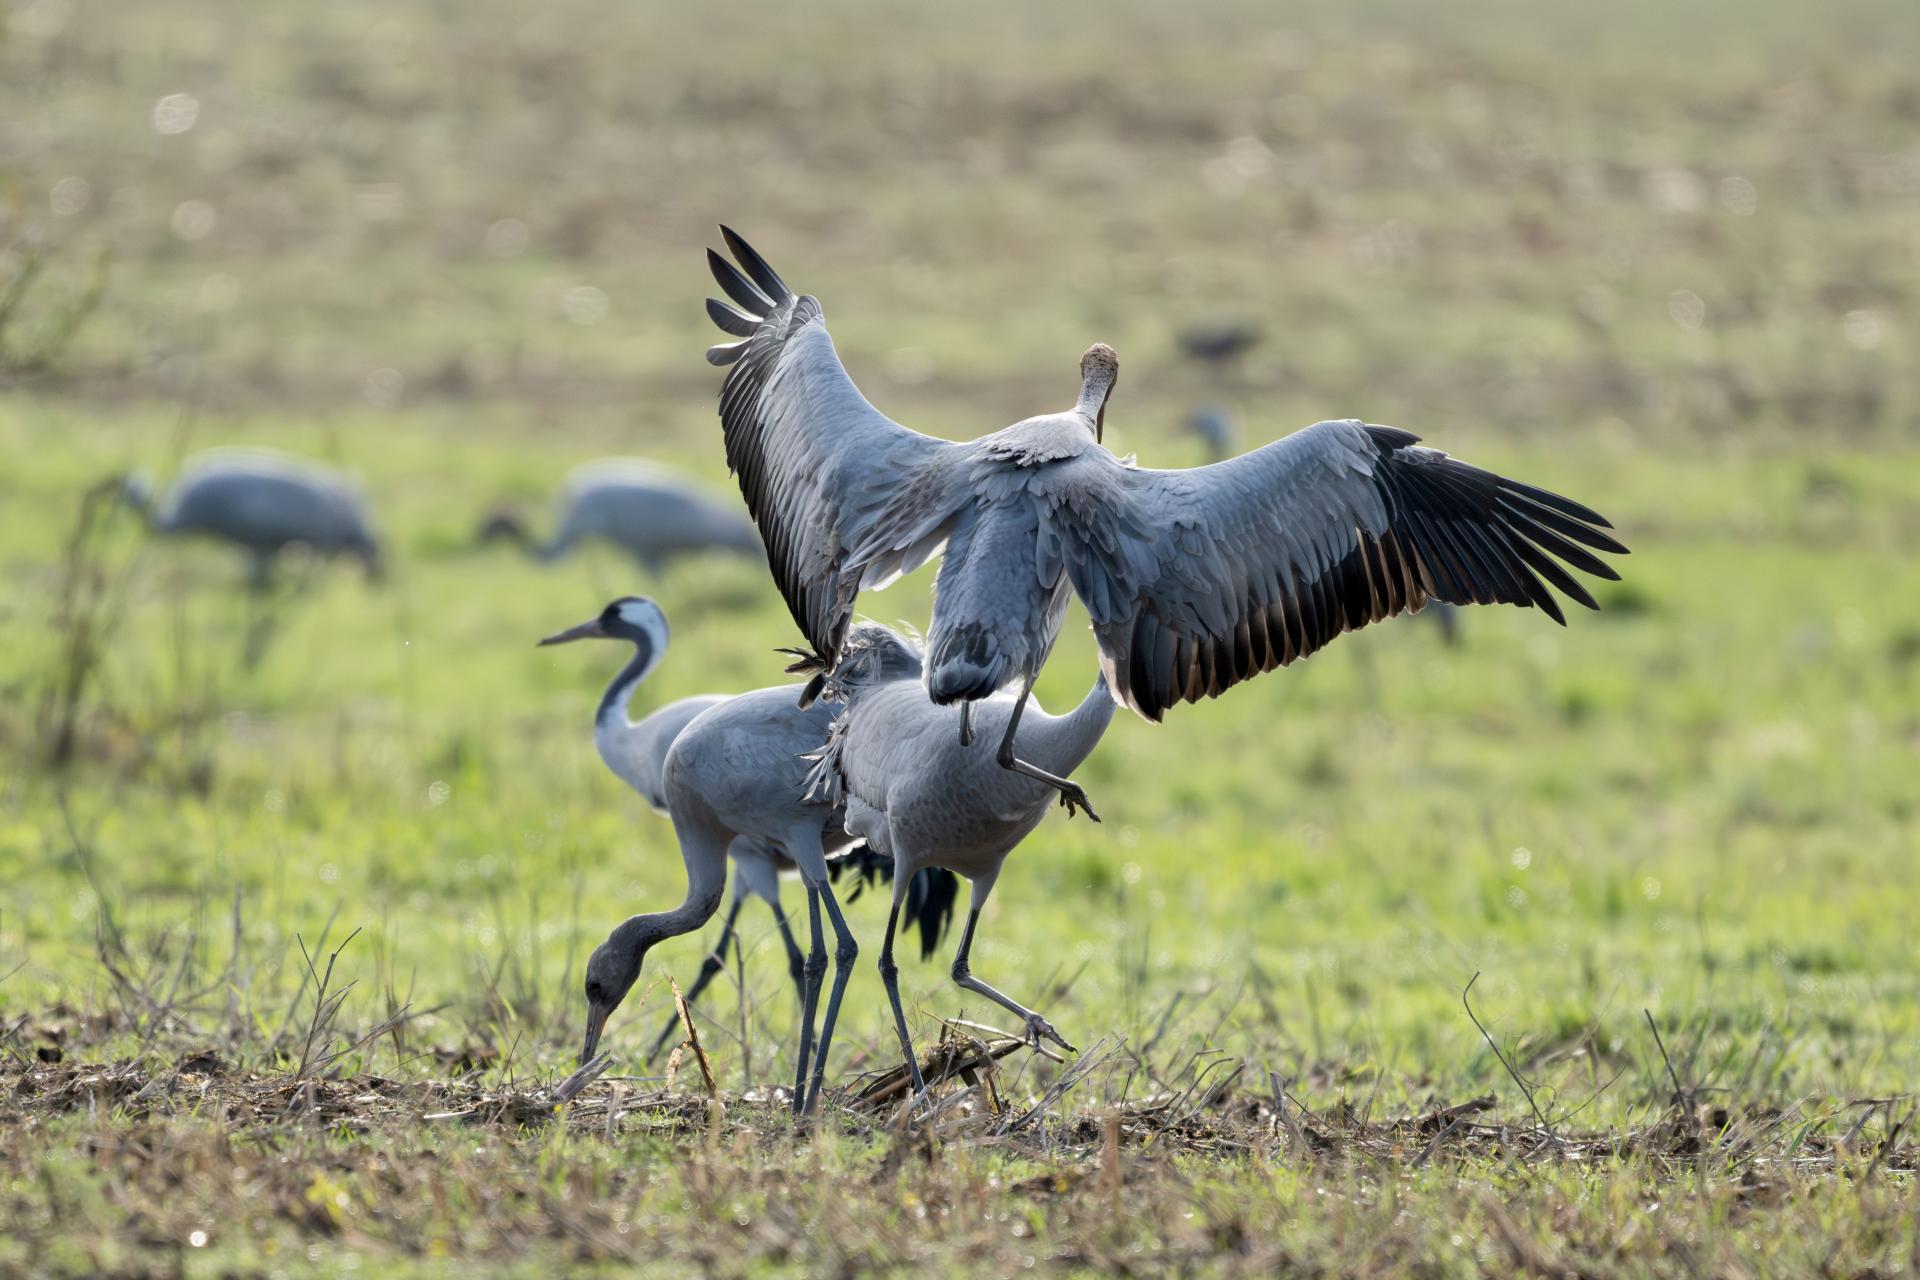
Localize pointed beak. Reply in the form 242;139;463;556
539;618;607;647
580;1001;612;1067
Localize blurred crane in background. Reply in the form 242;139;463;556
479;459;762;573
1183;405;1235;463
1177;319;1262;373
119;449;382;592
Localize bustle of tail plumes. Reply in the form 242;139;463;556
829;850;958;961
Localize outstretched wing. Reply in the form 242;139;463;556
705;228;968;666
1065;419;1628;721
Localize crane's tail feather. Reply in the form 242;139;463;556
905;868;959;961
827;844;889;896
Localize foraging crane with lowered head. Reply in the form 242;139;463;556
701;228;1626;817
481;459;762;573
543;597;953;1109
120;449;383;591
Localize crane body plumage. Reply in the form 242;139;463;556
801;623;1115;1094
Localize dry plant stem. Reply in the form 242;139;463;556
1462;971;1558;1142
294;927;363;1080
1644;1008;1699;1138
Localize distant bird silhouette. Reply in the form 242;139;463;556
480;459;761;573
549;597;954;1112
120;449;381;591
699;228;1625;817
799;625;1114;1102
1184;406;1235;463
1177;320;1261;368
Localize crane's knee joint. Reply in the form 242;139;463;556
805;953;829;979
876;955;899;981
950;961;972;984
834;938;859;965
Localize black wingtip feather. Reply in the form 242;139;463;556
1498;477;1614;529
708;248;774;314
719;227;793;305
706;297;759;336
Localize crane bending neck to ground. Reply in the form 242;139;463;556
552;597;954;1113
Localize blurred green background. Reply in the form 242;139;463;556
3;0;1919;1107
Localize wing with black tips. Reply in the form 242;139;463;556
1062;419;1627;721
703;227;968;666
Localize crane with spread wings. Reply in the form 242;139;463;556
703;228;1627;819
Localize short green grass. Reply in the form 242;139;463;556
4;0;1919;1273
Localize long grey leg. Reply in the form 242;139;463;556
958;700;974;747
992;678;1099;822
646;897;743;1063
790;886;827;1116
951;907;1076;1053
876;891;926;1098
801;878;859;1115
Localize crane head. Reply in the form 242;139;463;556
538;596;669;651
580;926;654;1066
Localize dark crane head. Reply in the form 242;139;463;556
537;596;669;654
579;919;660;1065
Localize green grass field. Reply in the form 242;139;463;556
4;0;1919;1274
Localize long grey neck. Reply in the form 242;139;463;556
1023;672;1115;776
596;637;658;731
607;818;730;954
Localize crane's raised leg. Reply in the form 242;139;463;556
950;902;1076;1054
646;896;743;1063
876;889;927;1101
989;676;1100;822
790;885;827;1116
800;876;858;1116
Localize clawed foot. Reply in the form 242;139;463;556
1024;1013;1077;1054
1055;781;1100;823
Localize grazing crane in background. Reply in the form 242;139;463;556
1184;405;1235;463
797;624;1114;1101
119;449;383;591
546;596;954;1111
702;228;1626;816
1177;319;1261;371
480;459;762;573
